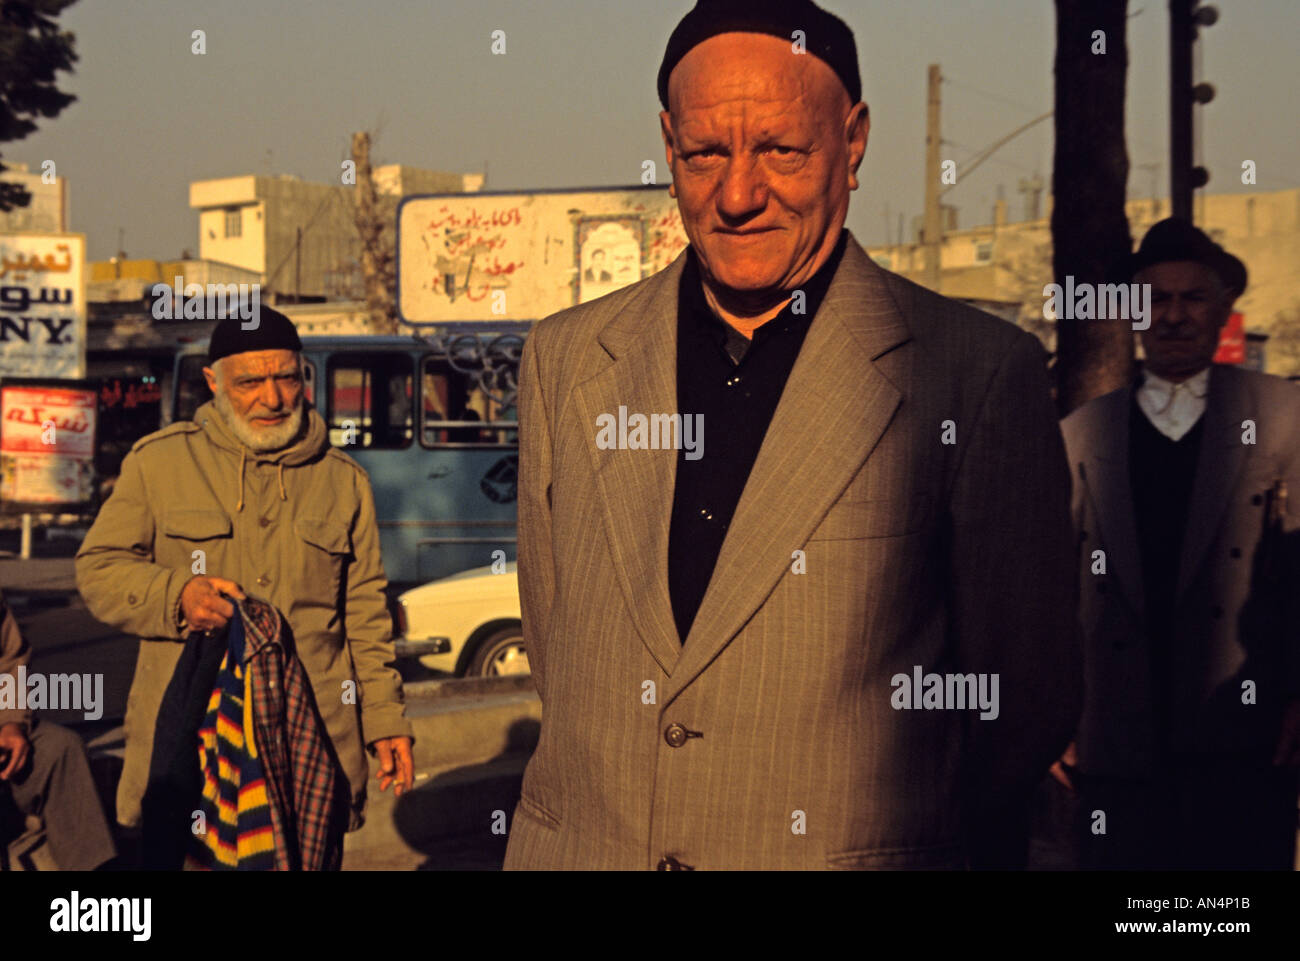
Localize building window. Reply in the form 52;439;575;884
975;241;993;264
224;207;242;239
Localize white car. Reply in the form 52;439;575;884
395;562;526;676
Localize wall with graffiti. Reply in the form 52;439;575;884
397;186;688;323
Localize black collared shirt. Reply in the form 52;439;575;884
667;231;847;644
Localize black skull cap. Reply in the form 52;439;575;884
208;305;303;365
657;0;861;109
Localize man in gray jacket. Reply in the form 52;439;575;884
1053;219;1300;869
505;0;1080;871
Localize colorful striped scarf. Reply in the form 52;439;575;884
183;598;343;871
187;607;276;870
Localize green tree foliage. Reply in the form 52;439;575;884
0;0;79;212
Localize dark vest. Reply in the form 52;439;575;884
1128;391;1205;754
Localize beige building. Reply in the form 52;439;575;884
189;166;484;300
0;161;69;233
867;187;1300;377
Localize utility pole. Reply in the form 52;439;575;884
1169;1;1217;220
295;226;302;302
922;64;943;292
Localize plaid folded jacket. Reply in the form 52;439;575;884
187;598;341;871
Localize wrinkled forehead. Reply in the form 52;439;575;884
219;349;301;378
667;32;846;119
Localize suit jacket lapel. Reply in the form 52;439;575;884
665;240;909;703
573;257;687;676
1176;364;1249;599
1081;389;1147;620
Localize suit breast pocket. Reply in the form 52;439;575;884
807;494;932;541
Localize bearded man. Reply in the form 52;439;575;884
76;308;413;865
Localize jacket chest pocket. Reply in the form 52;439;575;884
162;509;232;566
296;517;353;589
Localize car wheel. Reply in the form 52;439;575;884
467;626;529;677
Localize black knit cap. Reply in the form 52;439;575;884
657;0;861;109
1122;218;1248;297
207;305;303;365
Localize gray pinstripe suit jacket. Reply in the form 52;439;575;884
503;233;1081;870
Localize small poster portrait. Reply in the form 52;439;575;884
578;220;642;304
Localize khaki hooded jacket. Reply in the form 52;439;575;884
75;400;412;830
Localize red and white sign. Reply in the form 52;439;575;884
1213;312;1245;365
0;383;96;506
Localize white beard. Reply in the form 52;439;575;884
213;391;305;453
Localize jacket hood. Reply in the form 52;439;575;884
194;399;330;510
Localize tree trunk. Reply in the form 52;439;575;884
350;131;398;335
1052;0;1134;415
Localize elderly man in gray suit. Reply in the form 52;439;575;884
504;0;1081;871
1051;219;1300;870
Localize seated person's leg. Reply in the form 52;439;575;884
6;719;116;870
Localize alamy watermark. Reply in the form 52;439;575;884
50;891;150;941
890;665;1000;720
151;277;261;329
1043;277;1150;330
0;667;103;721
595;405;704;461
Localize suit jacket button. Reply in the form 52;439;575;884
128;593;138;604
664;723;688;748
656;855;693;870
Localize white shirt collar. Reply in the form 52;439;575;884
1136;367;1210;441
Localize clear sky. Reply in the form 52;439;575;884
12;0;1300;262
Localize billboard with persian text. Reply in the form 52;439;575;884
397;186;688;324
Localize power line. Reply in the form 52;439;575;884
943;75;1048;118
943;138;1043;176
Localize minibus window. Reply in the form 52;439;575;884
327;353;414;448
421;356;518;447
